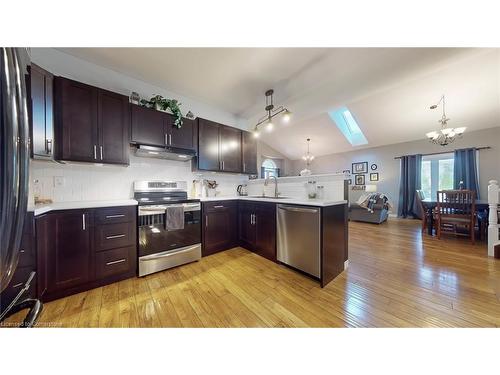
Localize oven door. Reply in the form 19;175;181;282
138;203;201;257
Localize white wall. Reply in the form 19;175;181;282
291;127;500;213
30;48;247;129
30;151;248;203
257;141;293;177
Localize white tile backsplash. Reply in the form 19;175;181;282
30;150;248;203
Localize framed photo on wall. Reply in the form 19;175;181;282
354;174;365;185
370;173;379;182
352;162;368;174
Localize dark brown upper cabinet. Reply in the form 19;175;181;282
241;131;258;175
131;105;197;151
54;77;129;165
197;118;242;173
30;64;54;159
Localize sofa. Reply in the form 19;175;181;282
349;196;389;224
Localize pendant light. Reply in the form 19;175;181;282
253;89;292;138
425;95;466;146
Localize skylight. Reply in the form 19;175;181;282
328;107;368;146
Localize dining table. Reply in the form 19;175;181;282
421;198;490;236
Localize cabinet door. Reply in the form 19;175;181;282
238;202;255;250
255;203;277;261
198;118;220;171
220;125;242;173
242;131;258;175
31;64;54;158
46;210;93;293
202;202;237;256
98;89;129;164
167;114;196;150
55;77;98;162
130;105;166;147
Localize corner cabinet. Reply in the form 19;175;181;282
54;77;129;165
130;105;197;151
196;118;242;173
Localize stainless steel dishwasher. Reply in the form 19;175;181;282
277;204;321;278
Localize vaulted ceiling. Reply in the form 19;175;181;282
58;47;500;159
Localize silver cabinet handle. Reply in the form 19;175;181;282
243;162;246;172
12;283;24;289
222;160;225;170
106;234;125;240
45;139;52;155
140;245;199;261
165;133;168;145
82;213;86;230
205;215;208;227
20;249;25;253
106;258;126;266
105;214;125;219
169;134;172;145
278;206;319;214
213;205;224;209
93;145;97;159
100;145;103;160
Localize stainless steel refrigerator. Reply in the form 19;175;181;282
0;47;42;327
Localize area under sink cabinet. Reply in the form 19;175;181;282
238;201;276;261
36;205;137;301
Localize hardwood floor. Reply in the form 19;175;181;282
33;218;500;327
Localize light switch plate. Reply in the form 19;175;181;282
54;176;65;187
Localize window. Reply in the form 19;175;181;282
328;107;368;146
261;158;279;179
421;153;454;199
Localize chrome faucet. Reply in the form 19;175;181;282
264;175;279;197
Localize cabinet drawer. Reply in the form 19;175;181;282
203;200;237;212
95;222;136;251
18;232;35;268
95;246;135;279
94;206;136;225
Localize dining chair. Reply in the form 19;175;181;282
436;190;476;244
415;190;436;234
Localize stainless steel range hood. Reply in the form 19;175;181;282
134;145;196;162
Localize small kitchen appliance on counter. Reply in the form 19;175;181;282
237;184;248;196
134;181;201;277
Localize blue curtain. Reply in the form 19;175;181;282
398;154;422;218
454;148;480;199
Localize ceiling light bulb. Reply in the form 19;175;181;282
266;121;274;132
454;127;466;134
426;131;438;139
282;110;291;123
253;130;260;138
441;128;452;135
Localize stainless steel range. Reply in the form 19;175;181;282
134;181;201;277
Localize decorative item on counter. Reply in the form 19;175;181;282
185;110;195;119
306;180;317;199
129;91;141;105
352;161;368;174
354;174;365;185
206;180;218;197
370;172;379;182
316;185;324;200
140;94;183;128
370;163;378;171
237;184;248;196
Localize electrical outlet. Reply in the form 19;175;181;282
54;176;65;187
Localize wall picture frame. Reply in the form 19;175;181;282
352;162;368;174
354;174;365;185
370;172;379;182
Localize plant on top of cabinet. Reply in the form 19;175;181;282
140;95;183;128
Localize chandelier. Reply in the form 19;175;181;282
302;138;314;165
425;95;466;146
252;89;291;138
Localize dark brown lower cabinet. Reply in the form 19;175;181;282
238;201;276;262
36;206;137;302
202;201;238;256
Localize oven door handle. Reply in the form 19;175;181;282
140;245;200;261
